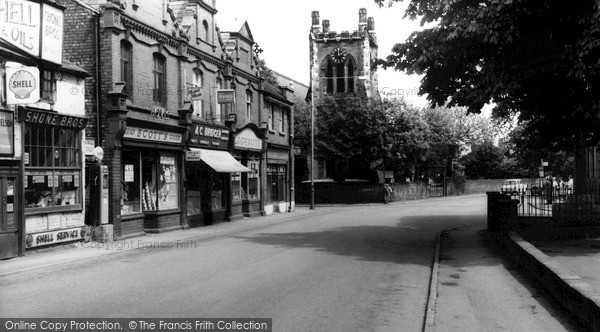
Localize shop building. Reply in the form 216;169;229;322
261;83;295;215
0;0;90;258
61;0;294;238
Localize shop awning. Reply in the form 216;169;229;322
188;148;250;173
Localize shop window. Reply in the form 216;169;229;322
186;163;202;216
153;53;166;106
120;40;133;98
231;172;242;203
122;151;141;215
141;151;179;211
242;158;260;200
267;164;287;203
24;126;82;209
210;174;225;210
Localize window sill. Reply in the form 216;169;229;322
142;208;181;216
25;205;83;216
279;131;286;136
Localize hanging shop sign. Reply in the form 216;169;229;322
217;89;235;104
20;108;88;129
189;124;229;149
6;64;39;104
234;128;262;151
0;110;14;156
124;126;183;144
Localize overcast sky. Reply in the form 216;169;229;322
216;0;428;107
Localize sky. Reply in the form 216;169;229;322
215;0;429;107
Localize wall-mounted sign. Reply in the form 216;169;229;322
83;138;95;156
234;128;262;151
26;226;86;248
187;86;202;100
189;124;229;149
41;3;64;65
6;65;39;104
186;149;201;161
124;126;183;144
20;108;88;129
217;89;235;104
0;110;15;156
0;1;63;65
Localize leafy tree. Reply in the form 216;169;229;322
460;141;506;179
255;58;279;86
375;0;600;184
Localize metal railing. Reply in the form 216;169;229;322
505;180;600;227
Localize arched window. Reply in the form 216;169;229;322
320;55;356;95
202;20;209;42
347;56;355;93
120;40;133;97
153;53;166;105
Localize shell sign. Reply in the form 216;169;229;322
6;64;39;105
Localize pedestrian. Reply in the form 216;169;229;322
566;175;574;194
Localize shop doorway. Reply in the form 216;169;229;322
0;174;18;259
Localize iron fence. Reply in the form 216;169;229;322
504;180;600;227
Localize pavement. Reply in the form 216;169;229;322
0;206;328;277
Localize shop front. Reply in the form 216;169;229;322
186;123;250;226
233;124;265;217
265;145;293;215
20;108;88;249
118;109;186;235
0;108;19;259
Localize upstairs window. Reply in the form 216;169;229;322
120;40;133;98
202;20;209;42
153;53;166;105
246;90;252;122
192;69;203;119
41;70;56;103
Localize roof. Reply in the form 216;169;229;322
272;70;309;104
262;82;293;106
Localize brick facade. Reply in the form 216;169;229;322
63;0;295;237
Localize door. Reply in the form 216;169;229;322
0;176;18;259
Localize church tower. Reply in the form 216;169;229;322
309;8;379;105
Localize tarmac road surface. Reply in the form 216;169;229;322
0;196;583;331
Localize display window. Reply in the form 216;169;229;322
24;125;82;210
186;163;202;216
267;164;287;203
210;174;225;210
121;151;141;215
122;150;180;213
232;172;242;203
241;158;260;200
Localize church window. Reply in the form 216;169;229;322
321;54;356;95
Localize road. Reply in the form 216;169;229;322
0;196;582;331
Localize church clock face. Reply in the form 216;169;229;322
330;47;347;63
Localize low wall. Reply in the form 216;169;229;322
296;181;432;204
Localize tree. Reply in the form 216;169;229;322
460;141;507;179
375;0;600;185
255;58;279;86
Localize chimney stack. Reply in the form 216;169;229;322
367;17;375;32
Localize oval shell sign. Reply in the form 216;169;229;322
6;65;40;105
